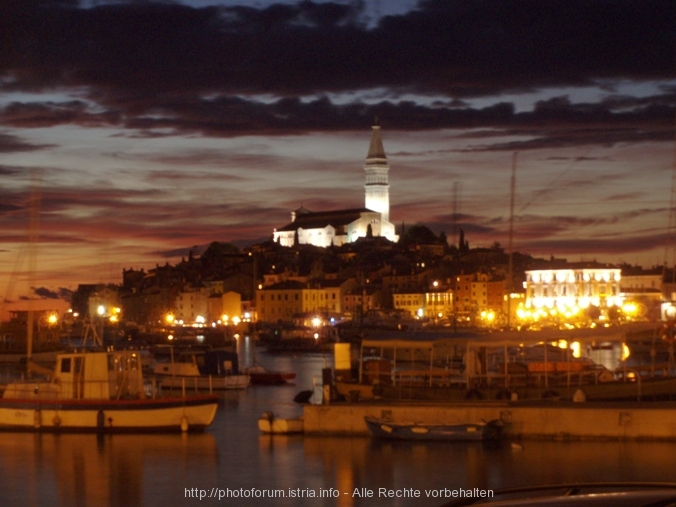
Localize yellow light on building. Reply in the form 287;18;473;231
47;313;58;325
621;302;638;316
621;343;631;361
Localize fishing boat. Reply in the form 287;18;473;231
0;349;219;432
244;364;296;385
154;349;250;390
364;416;503;441
257;411;304;434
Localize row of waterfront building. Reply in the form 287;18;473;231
71;262;663;331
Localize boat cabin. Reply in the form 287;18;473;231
154;349;241;378
3;350;146;400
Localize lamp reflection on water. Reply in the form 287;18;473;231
1;432;218;507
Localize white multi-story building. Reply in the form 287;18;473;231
524;267;622;311
273;124;398;247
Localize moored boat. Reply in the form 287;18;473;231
364;416;503;441
0;349;219;432
154;349;250;390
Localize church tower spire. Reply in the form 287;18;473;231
364;122;390;223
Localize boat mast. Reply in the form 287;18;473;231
26;171;42;362
664;103;676;287
507;153;517;328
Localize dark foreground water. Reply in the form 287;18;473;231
1;340;676;507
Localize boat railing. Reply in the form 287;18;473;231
462;366;619;393
150;374;221;395
389;366;613;391
3;377;164;400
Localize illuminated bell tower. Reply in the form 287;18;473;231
364;123;390;223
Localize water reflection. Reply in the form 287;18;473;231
0;432;217;507
3;348;676;507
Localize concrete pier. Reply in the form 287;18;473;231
304;401;676;440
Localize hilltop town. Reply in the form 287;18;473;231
60;230;665;338
1;124;671;345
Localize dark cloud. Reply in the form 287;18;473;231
0;0;673;147
0;165;25;176
1;0;673;97
4;92;672;150
0;101;121;128
522;232;669;258
2;87;672;151
33;287;59;299
0;132;54;152
0;203;22;215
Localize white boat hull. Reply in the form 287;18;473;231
0;396;219;432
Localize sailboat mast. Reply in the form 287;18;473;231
664;102;676;287
26;171;42;361
507;152;517;328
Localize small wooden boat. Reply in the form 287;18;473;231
364;416;503;441
258;411;304;434
0;349;219;432
244;365;296;385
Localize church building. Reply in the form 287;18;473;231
273;124;399;247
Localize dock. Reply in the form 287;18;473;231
303;400;676;440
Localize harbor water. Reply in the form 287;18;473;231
1;336;676;507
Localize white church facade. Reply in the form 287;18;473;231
273;124;399;247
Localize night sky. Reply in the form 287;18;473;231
0;0;675;312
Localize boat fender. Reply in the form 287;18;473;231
181;415;189;432
465;389;484;400
97;409;105;431
34;409;41;429
572;388;587;403
52;415;61;427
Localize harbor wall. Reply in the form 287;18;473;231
303;402;676;440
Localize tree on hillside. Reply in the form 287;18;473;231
401;224;438;246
